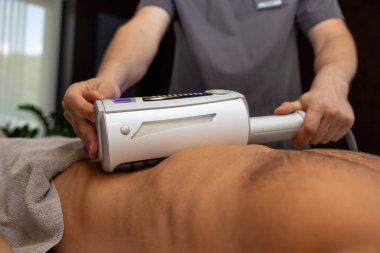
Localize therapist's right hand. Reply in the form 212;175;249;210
62;78;121;159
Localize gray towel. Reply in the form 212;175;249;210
0;137;87;253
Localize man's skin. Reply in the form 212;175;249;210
53;145;380;253
0;234;13;253
62;6;357;159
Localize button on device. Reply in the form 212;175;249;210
205;89;230;95
120;125;130;135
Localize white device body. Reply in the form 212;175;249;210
95;90;251;172
95;90;304;172
249;111;305;144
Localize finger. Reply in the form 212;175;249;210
332;113;355;142
74;118;98;159
310;113;337;145
317;122;341;144
65;109;98;158
83;91;104;122
274;100;303;115
85;123;99;160
332;117;353;142
64;110;82;138
83;90;104;103
63;110;75;127
320;122;341;144
332;125;350;142
318;110;346;144
64;90;95;121
293;109;323;147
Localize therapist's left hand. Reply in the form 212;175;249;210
274;79;355;147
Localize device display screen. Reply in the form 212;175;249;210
112;92;212;103
142;92;211;101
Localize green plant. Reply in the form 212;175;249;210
1;104;76;138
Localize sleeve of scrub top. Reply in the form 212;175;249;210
296;0;345;34
137;0;176;18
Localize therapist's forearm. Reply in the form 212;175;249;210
310;22;357;95
97;23;157;91
96;7;170;93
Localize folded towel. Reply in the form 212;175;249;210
0;137;87;253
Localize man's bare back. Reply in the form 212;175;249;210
53;145;380;253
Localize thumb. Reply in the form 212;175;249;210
274;100;303;115
82;91;104;122
84;90;104;103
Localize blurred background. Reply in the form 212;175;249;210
0;0;379;155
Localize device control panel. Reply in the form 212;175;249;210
95;90;244;113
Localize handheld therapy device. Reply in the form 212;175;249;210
95;89;308;172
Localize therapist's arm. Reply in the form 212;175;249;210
62;6;171;159
275;19;357;147
96;6;172;91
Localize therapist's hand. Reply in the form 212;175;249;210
274;78;355;147
62;78;121;159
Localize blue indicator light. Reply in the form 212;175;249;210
112;98;136;103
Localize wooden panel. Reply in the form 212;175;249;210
341;0;380;155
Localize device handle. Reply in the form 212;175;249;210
248;111;305;144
